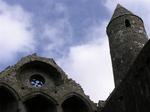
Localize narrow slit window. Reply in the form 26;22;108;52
125;19;131;27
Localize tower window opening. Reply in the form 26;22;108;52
125;19;131;27
118;96;123;102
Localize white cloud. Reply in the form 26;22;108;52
8;0;148;103
58;22;114;102
43;19;72;54
42;0;150;103
38;2;115;102
0;0;35;63
57;0;150;102
42;3;72;56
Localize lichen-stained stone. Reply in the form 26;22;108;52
98;4;150;112
107;4;149;87
0;54;96;112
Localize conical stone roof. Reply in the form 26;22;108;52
111;4;134;21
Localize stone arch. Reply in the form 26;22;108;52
61;93;93;112
0;83;19;112
17;60;63;86
24;93;57;112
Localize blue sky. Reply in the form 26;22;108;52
0;0;150;103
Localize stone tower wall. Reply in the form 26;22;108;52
107;12;148;86
100;39;150;112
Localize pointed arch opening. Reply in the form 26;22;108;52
17;61;63;87
24;94;57;112
62;95;91;112
0;86;18;112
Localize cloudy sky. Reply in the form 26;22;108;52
0;0;150;103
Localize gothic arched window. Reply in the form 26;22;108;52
24;95;57;112
62;95;90;112
0;86;18;112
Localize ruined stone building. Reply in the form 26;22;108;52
0;4;150;112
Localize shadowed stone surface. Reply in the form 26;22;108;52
107;4;148;87
1;4;150;112
99;4;150;112
0;54;96;112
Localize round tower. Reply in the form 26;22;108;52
107;4;149;87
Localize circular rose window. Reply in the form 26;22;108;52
30;74;45;88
